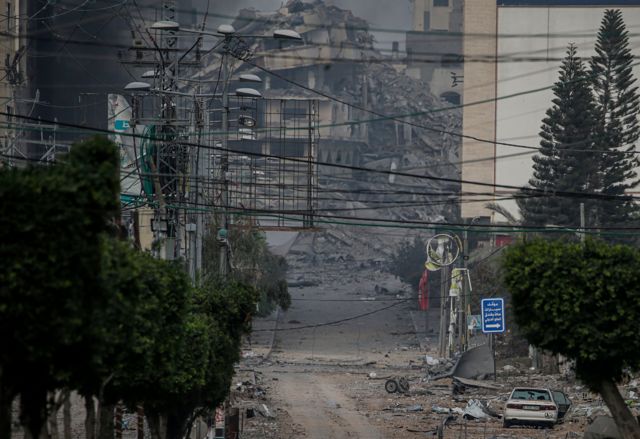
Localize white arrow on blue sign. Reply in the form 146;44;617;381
481;298;505;334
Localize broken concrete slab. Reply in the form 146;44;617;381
584;416;621;439
430;345;496;381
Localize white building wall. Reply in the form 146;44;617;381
495;6;640;214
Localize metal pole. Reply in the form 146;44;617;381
195;99;204;279
459;230;468;352
580;202;586;243
219;50;230;277
439;266;449;358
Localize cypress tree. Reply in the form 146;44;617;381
519;44;599;227
590;9;640;226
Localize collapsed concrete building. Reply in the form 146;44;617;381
195;0;462;226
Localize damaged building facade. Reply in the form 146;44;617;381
202;0;465;224
406;0;464;106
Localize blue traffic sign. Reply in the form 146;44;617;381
481;298;505;333
114;119;130;131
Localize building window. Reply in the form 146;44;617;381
440;92;461;106
423;12;430;30
433;0;449;6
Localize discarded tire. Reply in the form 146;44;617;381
385;379;399;393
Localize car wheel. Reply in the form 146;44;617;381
503;420;511;429
385;379;398;393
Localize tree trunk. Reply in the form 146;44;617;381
599;377;640;439
20;386;48;439
114;405;122;439
47;404;59;439
84;396;96;439
0;380;13;439
137;406;144;439
166;410;189;439
97;403;114;439
146;411;164;439
63;392;71;439
47;390;67;439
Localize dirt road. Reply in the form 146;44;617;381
248;256;420;438
271;369;382;439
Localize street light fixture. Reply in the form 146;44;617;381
150;20;180;31
141;70;159;79
239;74;262;83
235;88;262;98
217;24;236;35
150;21;303;41
272;29;302;40
124;81;152;91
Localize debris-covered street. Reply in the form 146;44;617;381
230;230;640;439
6;1;640;438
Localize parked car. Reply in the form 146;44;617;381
503;388;558;428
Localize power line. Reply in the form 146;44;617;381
118;197;640;234
242;57;640;156
2;111;640;204
127;5;640;40
252;299;409;332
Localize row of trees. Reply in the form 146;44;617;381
0;137;257;439
519;10;640;228
503;12;640;438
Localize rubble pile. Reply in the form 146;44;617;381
356;357;640;438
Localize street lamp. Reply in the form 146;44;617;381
124;81;151;91
141;70;159;79
239;73;262;83
150;20;300;278
235;88;262;98
150;20;303;41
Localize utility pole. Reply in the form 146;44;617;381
459;230;469;352
219;50;231;277
438;266;449;358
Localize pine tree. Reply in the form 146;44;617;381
590;9;640;226
519;44;599;227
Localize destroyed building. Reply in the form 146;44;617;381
194;0;463;225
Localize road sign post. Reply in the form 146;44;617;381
481;298;505;334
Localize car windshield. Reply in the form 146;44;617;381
511;389;551;401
